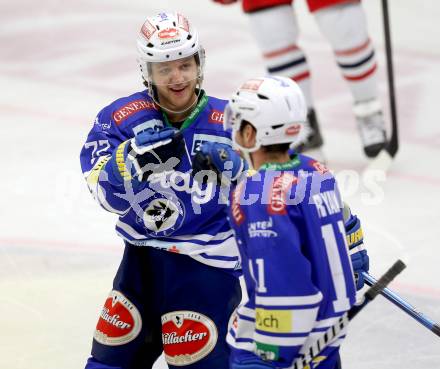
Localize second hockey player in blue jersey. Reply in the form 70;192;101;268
223;77;358;369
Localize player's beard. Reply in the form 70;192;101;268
155;79;198;116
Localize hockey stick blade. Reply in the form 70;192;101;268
290;260;405;369
363;272;440;338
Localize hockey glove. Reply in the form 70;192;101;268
192;142;248;185
344;206;369;290
230;358;276;369
107;127;184;184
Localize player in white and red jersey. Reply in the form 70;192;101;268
213;0;387;159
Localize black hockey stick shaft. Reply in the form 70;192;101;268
382;0;399;157
349;259;406;319
363;272;440;338
291;260;406;369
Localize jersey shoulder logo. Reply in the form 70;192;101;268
112;99;158;125
208;109;224;124
231;181;246;225
267;173;297;215
309;159;329;175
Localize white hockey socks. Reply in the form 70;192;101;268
248;5;313;108
314;2;379;103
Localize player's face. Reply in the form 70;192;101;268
151;56;198;112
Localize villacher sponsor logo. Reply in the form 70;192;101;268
94;290;142;346
162;330;208;345
100;308;132;329
161;310;218;366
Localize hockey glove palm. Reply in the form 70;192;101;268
344;208;369;290
107;127;184;184
192;142;248;185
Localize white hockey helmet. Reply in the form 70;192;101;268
224;76;307;153
137;12;205;93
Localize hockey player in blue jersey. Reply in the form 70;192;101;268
194;76;366;369
225;77;356;369
79;12;246;369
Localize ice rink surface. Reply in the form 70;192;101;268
1;1;439;368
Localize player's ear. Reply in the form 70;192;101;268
242;122;256;148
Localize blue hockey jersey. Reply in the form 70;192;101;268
226;156;357;368
80;90;240;271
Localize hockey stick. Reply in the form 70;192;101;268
365;0;399;172
363;272;440;338
290;260;406;369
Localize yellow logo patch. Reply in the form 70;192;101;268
255;308;292;333
346;228;363;248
